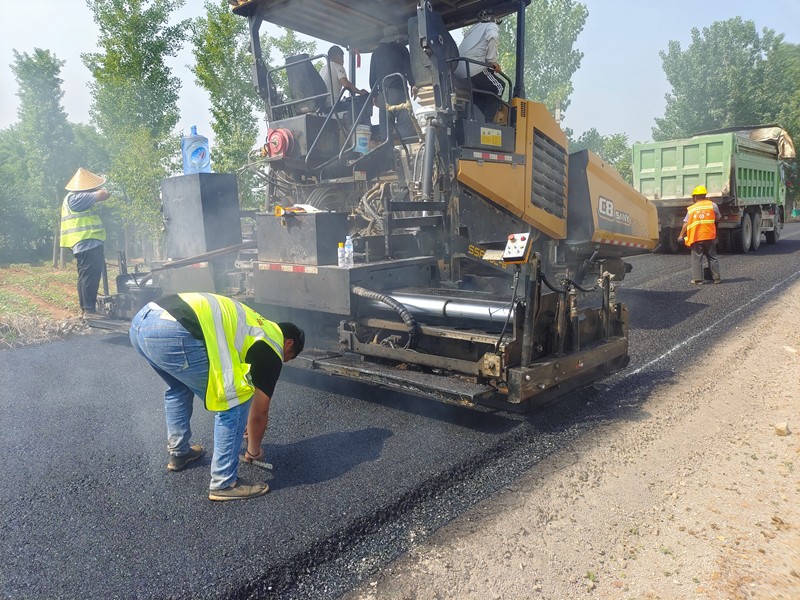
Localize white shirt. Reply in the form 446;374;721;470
455;22;499;79
322;61;348;100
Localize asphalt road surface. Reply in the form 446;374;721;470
2;224;799;599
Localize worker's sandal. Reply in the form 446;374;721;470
208;479;270;501
167;444;206;471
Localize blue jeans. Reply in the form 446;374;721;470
129;303;251;490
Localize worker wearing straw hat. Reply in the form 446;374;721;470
60;168;111;317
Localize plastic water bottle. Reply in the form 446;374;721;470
344;235;354;268
337;242;346;268
181;125;212;174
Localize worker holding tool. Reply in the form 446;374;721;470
59;168;111;318
678;185;722;284
129;292;304;501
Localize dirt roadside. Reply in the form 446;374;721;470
346;279;800;600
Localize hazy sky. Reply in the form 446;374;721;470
1;1;798;146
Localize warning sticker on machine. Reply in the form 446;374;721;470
480;127;502;147
257;263;319;274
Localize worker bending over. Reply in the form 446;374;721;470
130;293;304;501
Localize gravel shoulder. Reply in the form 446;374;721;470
346;279;800;600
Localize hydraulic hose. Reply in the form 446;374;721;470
351;286;419;349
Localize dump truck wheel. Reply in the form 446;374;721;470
765;210;781;244
731;213;752;253
716;229;732;253
663;229;681;254
751;212;762;251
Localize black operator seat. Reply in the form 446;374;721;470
285;54;329;116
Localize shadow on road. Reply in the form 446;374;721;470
282;367;521;434
267;427;392;491
740;238;800;255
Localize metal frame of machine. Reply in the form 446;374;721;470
99;0;659;412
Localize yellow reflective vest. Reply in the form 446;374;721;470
179;292;284;412
59;194;106;248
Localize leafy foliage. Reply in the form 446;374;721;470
497;0;588;116
571;128;632;183
654;18;786;140
7;49;78;259
654;19;800;205
191;3;316;208
191;1;264;208
0;126;34;260
83;0;188;234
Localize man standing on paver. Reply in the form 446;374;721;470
678;185;722;285
129;292;304;501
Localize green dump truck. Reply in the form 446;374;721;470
632;126;796;253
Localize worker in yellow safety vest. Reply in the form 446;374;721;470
678;185;722;285
59;168;111;317
129;293;305;501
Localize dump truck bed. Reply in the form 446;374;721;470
632;131;786;208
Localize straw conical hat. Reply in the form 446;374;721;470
65;168;106;192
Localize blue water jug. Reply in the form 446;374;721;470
181;125;212;174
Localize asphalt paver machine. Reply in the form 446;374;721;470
104;0;659;412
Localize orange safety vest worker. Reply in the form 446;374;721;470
684;199;717;246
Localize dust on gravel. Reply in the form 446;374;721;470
346;279;800;600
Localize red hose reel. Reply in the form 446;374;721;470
263;128;294;158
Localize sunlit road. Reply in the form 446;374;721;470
2;223;799;599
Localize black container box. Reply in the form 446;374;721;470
256;212;348;266
161;173;242;259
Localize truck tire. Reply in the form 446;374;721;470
731;213;752;253
716;229;732;253
663;228;681;254
765;210;781;244
751;212;762;251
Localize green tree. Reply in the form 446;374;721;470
83;0;189;235
497;0;588;115
0;126;32;261
654;18;779;140
570;128;632;183
191;3;316;208
7;49;79;260
768;42;800;138
192;0;265;208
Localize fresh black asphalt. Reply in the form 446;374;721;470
2;224;799;599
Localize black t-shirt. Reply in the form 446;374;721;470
155;294;282;397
